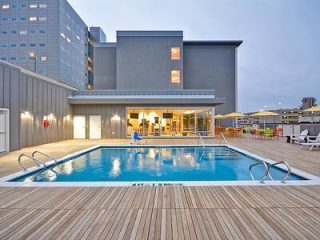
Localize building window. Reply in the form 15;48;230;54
20;17;27;21
19;56;27;61
40;56;47;62
12;4;17;9
39;43;46;47
20;30;28;35
39;16;47;21
11;30;17;34
1;57;8;61
30;29;36;34
29;4;37;8
1;44;8;48
20;43;27;47
29;43;36;47
2;4;10;9
29;16;37;22
11;17;17;21
21;3;27;8
39;30;46;34
171;47;181;60
10;57;17;61
1;30;8;35
1;17;9;22
171;70;181;84
10;44;17;48
39;4;47;8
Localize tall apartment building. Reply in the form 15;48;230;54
0;0;104;89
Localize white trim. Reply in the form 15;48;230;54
0;108;10;152
0;144;318;187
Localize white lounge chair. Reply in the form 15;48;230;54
300;132;320;151
291;129;308;144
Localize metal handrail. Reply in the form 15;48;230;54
198;133;206;149
32;151;57;164
18;154;46;171
219;133;229;145
249;161;273;183
267;161;291;183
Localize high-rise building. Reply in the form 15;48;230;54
0;0;104;89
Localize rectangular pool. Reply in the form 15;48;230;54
11;146;306;183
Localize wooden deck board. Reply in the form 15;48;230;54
0;186;318;239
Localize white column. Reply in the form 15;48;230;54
211;107;215;138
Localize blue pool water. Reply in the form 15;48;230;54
12;146;305;182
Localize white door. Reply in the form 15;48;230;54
89;115;101;139
73;116;86;139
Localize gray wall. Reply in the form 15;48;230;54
72;105;127;138
116;34;183;90
94;45;117;89
0;61;74;151
183;45;237;115
0;0;89;89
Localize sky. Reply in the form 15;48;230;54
69;0;320;112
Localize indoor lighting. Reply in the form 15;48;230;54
184;110;195;114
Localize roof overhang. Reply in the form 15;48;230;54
69;90;224;106
69;95;225;106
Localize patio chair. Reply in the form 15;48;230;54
291;129;308;144
300;133;320;151
264;128;274;139
130;130;145;144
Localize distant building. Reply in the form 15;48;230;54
239;97;319;126
0;0;105;89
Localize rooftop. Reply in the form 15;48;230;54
0;137;319;238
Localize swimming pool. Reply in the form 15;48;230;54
10;146;306;183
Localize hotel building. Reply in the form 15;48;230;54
0;0;105;89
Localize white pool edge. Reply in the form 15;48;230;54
0;144;319;187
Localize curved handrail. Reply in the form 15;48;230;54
32;151;57;164
220;133;229;145
18;154;46;172
249;161;273;183
267;161;291;183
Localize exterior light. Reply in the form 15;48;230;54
87;84;93;90
66;115;71;121
21;111;31;119
111;114;121;121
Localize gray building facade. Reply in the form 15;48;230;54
0;0;96;89
94;31;241;115
0;30;242;152
0;60;75;151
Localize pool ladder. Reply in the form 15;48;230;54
198;133;230;160
249;161;291;184
18;151;57;171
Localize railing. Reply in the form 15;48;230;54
18;154;46;171
249;161;291;184
219;133;229;145
249;162;272;183
267;161;291;183
32;151;57;164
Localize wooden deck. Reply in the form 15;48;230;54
0;185;320;239
0;136;319;239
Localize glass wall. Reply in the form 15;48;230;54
127;107;213;137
